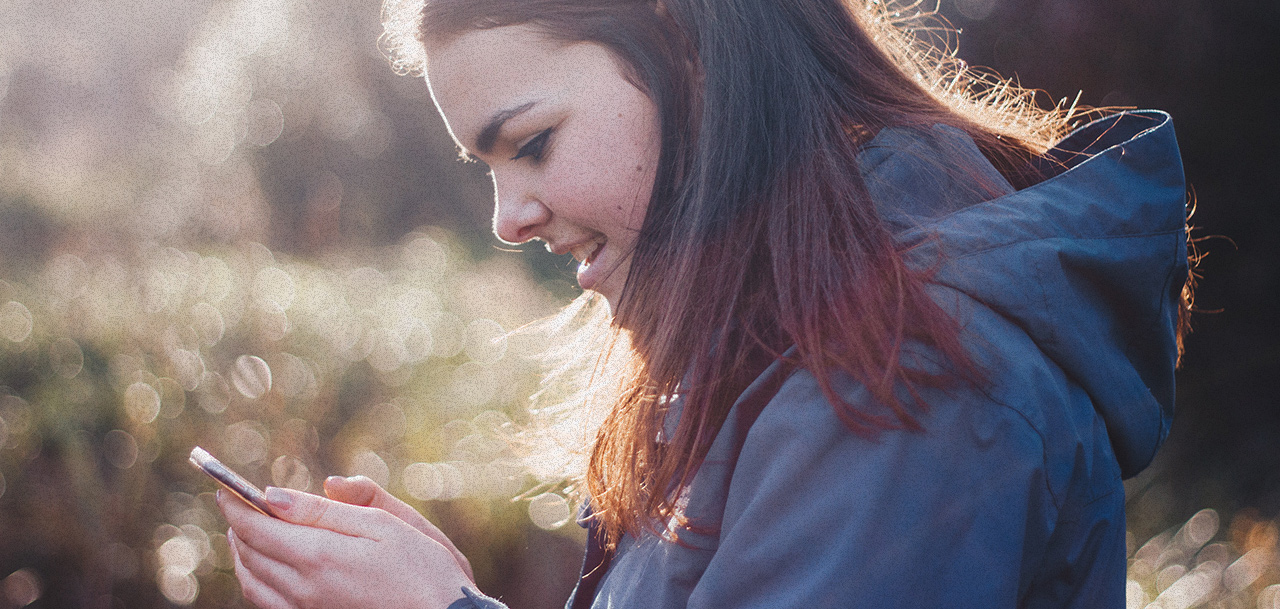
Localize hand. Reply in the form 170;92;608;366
322;475;474;582
219;486;475;609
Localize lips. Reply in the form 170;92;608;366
565;237;606;292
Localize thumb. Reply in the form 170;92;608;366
323;474;381;506
264;486;388;538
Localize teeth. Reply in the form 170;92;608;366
570;239;603;264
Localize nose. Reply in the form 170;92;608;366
491;174;551;245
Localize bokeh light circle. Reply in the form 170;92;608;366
347;451;390;488
527;493;571;530
1182;509;1219;548
271;455;311;491
435;462;465;500
169;350;206;392
157;535;202;575
0;302;33;343
254;267;296;309
103;429;139;469
189;302;225;347
50;338;84;378
431;313;465;358
223;421;269;465
157;566;199;605
2;568;41;606
231;355;272;399
403;462;443;501
124;382;161;424
955;0;997;20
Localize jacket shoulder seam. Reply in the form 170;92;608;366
968;382;1063;511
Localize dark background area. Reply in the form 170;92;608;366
936;0;1280;534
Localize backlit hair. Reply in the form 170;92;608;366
383;0;1092;549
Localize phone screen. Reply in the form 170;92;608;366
189;446;277;518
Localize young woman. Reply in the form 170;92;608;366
217;0;1191;607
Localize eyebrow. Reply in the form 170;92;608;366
473;101;538;155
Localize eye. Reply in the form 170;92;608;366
511;128;553;162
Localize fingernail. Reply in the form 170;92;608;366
265;487;292;510
326;475;344;485
216;489;224;503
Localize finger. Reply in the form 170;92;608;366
229;527;307;599
226;525;241;562
322;474;379;505
219;488;282;536
229;529;294;609
263;486;395;539
325;476;475;581
220;488;333;564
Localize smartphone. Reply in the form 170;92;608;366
189;446;277;518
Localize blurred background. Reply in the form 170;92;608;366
0;0;1275;607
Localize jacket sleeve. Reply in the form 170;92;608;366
686;371;1056;608
447;586;508;609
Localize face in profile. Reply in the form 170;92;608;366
425;24;661;312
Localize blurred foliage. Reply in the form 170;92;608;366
0;0;1275;607
0;234;586;607
0;0;585;606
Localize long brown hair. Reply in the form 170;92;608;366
384;0;1083;548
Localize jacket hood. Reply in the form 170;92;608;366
858;111;1188;477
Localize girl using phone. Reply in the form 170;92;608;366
218;0;1190;607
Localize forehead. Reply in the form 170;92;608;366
427;26;559;102
425;27;564;141
424;25;626;150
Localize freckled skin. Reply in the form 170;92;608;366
425;25;661;312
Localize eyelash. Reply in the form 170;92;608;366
511;128;553;162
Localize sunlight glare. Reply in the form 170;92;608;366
465;319;507;364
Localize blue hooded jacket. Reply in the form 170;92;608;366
457;111;1187;608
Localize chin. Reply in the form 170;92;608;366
585;285;619;317
599;292;618;316
583;266;628;318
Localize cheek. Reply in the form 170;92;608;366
601;114;660;224
549;117;658;230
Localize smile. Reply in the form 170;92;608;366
569;238;605;267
